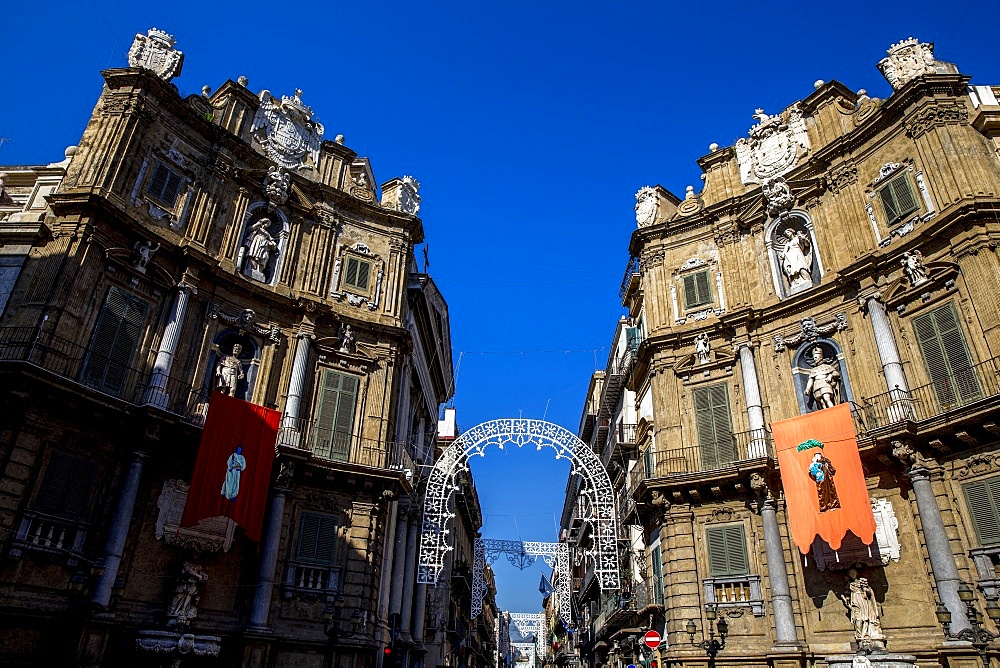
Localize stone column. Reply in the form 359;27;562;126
909;465;970;631
389;511;409;616
413;582;428;643
758;496;799;646
249;476;291;629
92;451;147;609
143;284;192;408
865;296;911;420
282;333;312;425
737;342;768;457
399;519;419;639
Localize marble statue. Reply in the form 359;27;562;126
777;227;813;289
804;346;841;409
244;218;278;281
214;344;245;396
901;250;928;286
338;324;355;354
166;561;208;628
694;333;711;365
131;240;160;273
840;574;884;641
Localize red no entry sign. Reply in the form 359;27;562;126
643;631;661;648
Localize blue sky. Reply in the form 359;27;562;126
3;0;997;615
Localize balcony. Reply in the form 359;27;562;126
277;415;413;473
619;255;640;302
859;356;1000;434
0;325;208;422
629;428;773;490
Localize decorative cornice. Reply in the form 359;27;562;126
903;100;970;140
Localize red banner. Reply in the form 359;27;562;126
772;403;876;554
180;392;280;542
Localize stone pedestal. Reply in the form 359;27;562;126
824;653;917;668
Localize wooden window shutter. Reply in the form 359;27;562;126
36;453;96;520
81;287;147;395
147;163;184;207
913;303;980;407
625;327;640;352
706;524;749;577
356;260;371;290
345;257;359;288
964;478;1000;546
297;512;339;563
683;271;712;309
312;370;359;460
693;384;735;470
343;257;372;292
651;546;664;604
879;173;919;224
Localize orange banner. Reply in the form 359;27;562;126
772;403;876;554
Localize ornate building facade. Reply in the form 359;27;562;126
0;28;455;667
570;39;1000;668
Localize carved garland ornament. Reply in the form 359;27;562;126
207;304;281;343
773;313;848;352
418;420;620;596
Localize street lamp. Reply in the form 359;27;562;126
686;605;728;661
935;583;1000;667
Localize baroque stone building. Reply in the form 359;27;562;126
568;38;1000;668
0;28;456;667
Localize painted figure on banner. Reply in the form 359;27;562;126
804;345;841;409
777;227;813;289
808;452;841;512
840;572;884;641
215;343;245;396
221;446;246;500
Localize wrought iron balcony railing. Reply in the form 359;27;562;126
630;428;773;489
0;325;208;421
276;415;413;472
619;255;640;301
860;356;1000;432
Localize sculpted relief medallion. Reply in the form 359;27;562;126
735;106;810;185
251;89;325;171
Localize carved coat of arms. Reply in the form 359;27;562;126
251;89;324;171
127;28;184;82
634;186;659;228
735;106;810;185
877;38;938;90
398;176;421;215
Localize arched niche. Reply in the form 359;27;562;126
766;213;824;298
791;338;854;414
236;202;290;286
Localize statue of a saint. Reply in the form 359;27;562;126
804;346;841;409
777;227;813;289
901;250;928;286
215;343;245;396
166;561;208;629
694;333;711;365
221;446;246;500
808;452;841;512
244;218;278;281
840;574;884;641
338;324;355;353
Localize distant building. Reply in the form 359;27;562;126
0;28;453;667
569;38;1000;668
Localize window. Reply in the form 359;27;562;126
650;544;665;605
81;287;147;396
343;256;372;293
14;452;96;556
692;384;735;470
877;173;919;225
0;253;27;316
912;302;981;408
146;162;185;207
964;477;1000;547
706;524;749;577
312;369;360;461
286;512;341;592
683;270;713;309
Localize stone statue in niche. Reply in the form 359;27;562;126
215;343;245;396
338;324;355;354
839;570;884;642
804;345;841;409
243;217;278;282
694;333;711;365
131;240;160;273
166;561;208;629
776;226;813;290
900;250;928;286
